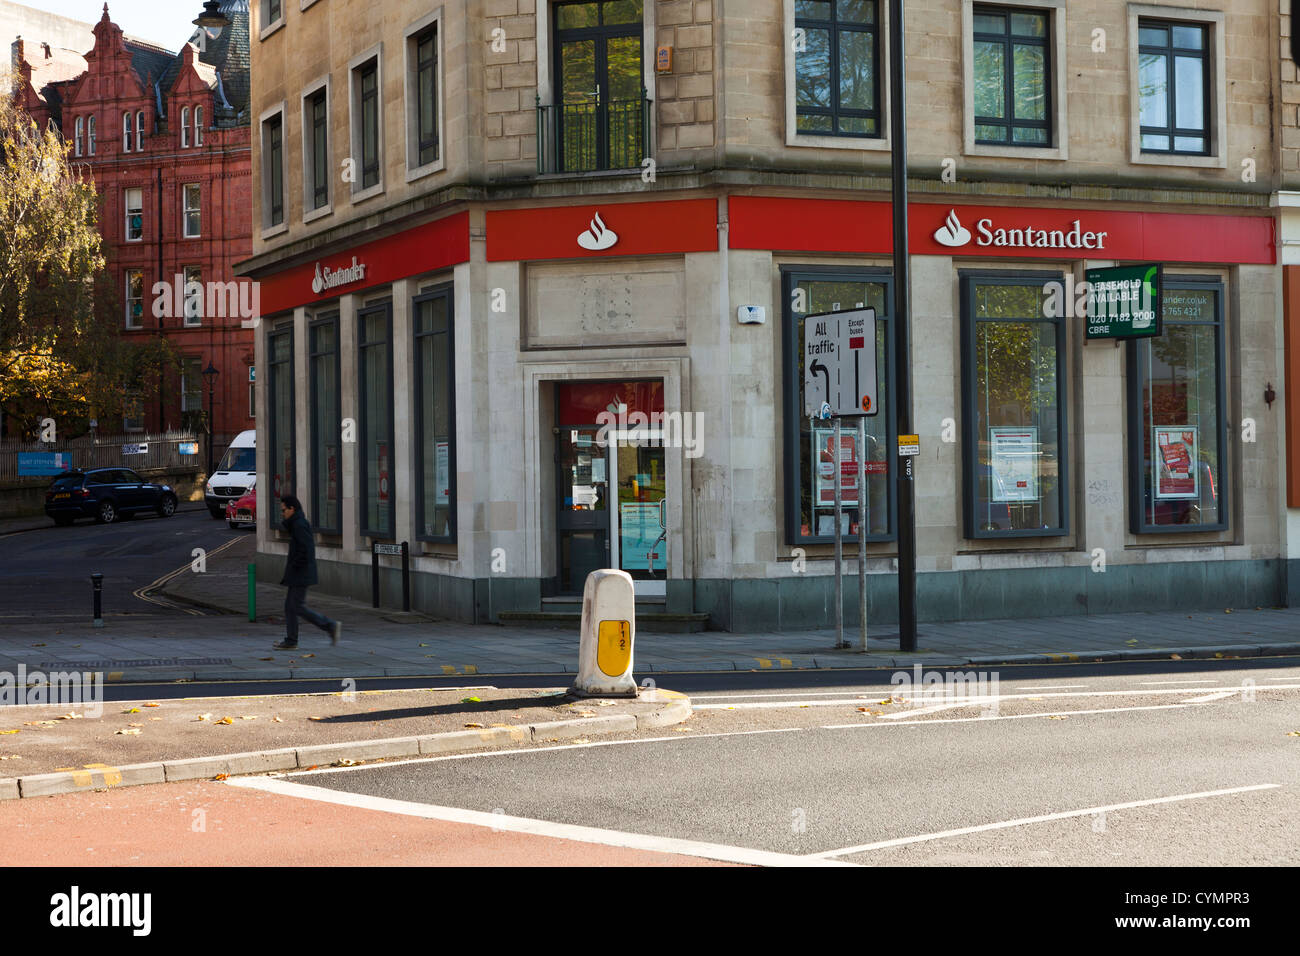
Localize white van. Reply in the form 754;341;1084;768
205;429;256;518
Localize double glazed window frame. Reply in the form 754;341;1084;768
971;3;1052;148
959;270;1071;540
260;104;287;234
301;78;331;220
413;283;457;545
124;187;143;242
349;47;384;202
182;183;201;238
1125;275;1228;536
357;300;395;540
309;311;343;535
183;265;202;326
784;0;890;152
1135;17;1209;157
780;265;899;546
125;270;144;330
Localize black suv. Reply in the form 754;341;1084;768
44;468;179;526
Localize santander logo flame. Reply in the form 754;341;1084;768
311;262;325;294
934;209;972;247
577;211;619;251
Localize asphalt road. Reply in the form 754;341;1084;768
0;508;238;622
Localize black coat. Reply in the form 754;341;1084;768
279;512;319;587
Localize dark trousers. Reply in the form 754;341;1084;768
285;586;333;643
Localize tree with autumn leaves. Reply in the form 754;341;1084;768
0;73;174;441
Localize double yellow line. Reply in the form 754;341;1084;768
133;536;244;616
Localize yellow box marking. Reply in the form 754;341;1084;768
756;658;772;669
84;763;122;787
597;620;632;676
778;658;793;668
441;665;457;675
464;665;478;675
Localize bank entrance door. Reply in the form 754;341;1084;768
555;382;667;596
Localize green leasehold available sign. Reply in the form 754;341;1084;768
1085;263;1162;340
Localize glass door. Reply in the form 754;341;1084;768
554;0;644;172
556;427;610;594
608;428;667;596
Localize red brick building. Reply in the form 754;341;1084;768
15;2;253;451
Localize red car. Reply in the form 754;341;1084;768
225;487;256;529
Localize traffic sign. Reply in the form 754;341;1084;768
804;307;878;417
898;434;920;456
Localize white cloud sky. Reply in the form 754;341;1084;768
21;0;200;52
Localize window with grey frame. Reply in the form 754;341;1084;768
358;302;394;538
310;89;329;209
266;114;284;225
414;286;455;542
1137;19;1210;155
1127;278;1226;533
960;272;1068;538
782;267;896;545
415;27;439;167
267;325;295;504
310;314;342;534
357;60;380;189
794;0;881;138
972;4;1050;146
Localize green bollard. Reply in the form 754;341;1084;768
248;563;256;622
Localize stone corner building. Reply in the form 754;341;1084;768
13;1;254;448
238;0;1293;632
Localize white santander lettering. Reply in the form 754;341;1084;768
977;218;993;244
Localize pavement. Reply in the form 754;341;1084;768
0;531;1297;683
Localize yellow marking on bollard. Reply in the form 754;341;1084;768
597;620;632;677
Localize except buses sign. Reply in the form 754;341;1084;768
1084;263;1163;340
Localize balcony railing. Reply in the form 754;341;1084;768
536;90;651;175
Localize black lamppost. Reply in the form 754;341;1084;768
193;1;230;31
203;361;219;477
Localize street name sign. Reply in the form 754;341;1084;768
803;307;878;417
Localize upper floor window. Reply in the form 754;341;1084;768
181;107;191;148
75;117;84;156
263;112;285;227
125;270;144;330
794;0;880;138
972;5;1050;146
356;59;381;190
87;116;96;154
307;87;329;210
183;266;203;327
265;0;283;29
125;187;143;241
183;184;201;238
136;111;146;151
123;112;133;152
415;27;439;167
1138;19;1208;155
195;106;204;146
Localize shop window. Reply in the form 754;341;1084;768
1127;278;1226;533
782;268;895;545
794;0;881;138
1137;19;1209;155
310;314;342;534
972;4;1050;146
267;325;295;502
960;272;1068;538
358;302;394;538
414;286;455;542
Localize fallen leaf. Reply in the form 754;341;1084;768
799;704;810;709
464;722;484;729
1045;715;1067;720
213;773;230;781
144;702;161;708
1028;696;1044;701
128;722;143;728
856;707;869;712
726;706;738;710
572;710;596;718
239;716;258;721
304;765;319;771
195;713;212;722
31;643;45;647
461;696;482;703
116;728;141;735
214;717;234;725
594;700;616;707
307;716;324;721
122;708;140;714
1170;654;1183;661
1125;639;1139;645
272;716;283;723
57;713;84;720
149;717;161;721
0;730;18;735
1287;731;1300;737
675;726;692;732
334;759;358;767
879;698;894;705
1224;609;1232;614
302;653;316;659
571;738;590;744
419;643;429;647
0;754;19;760
259;657;275;661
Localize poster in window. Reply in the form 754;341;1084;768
989;427;1039;502
326;445;338;505
619;502;662;572
812;428;859;509
1154;426;1198;500
435;441;449;506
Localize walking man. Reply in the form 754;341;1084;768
274;495;342;650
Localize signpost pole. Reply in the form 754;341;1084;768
889;0;918;652
834;416;844;649
857;414;868;653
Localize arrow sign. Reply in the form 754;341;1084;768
804;307;878;417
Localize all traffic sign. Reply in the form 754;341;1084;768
804;307;878;418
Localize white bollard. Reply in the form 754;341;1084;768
570;569;638;698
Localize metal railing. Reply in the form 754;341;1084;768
537;90;651;174
0;431;203;483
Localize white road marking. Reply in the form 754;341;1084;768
806;784;1281;858
1264;677;1300;682
876;702;970;720
692;690;892;701
285;727;805;777
822;702;1193;729
227;775;854;868
1183;690;1239;704
1011;685;1089;691
1138;679;1217;685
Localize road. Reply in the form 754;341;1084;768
0;509;240;622
6;660;1297;868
